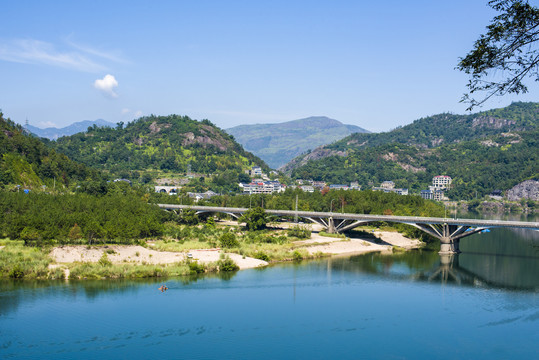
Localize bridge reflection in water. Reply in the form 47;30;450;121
325;227;539;291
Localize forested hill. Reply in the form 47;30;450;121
51;114;268;180
0;112;103;190
329;101;538;152
226;116;369;169
284;102;538;199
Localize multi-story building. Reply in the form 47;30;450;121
240;181;285;194
380;181;395;190
329;184;350;190
420;189;445;201
432;175;452;189
350;182;361;190
250;166;263;177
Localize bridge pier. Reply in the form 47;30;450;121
327;217;336;234
439;237;460;254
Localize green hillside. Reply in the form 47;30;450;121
285;102;539;199
226;116;368;169
51;114;268;188
0;112;102;190
328;102;538;151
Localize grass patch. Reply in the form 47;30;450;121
319;232;347;239
0;239;61;279
68;262;191;279
150;239;215;252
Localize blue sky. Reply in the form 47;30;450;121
1;0;538;132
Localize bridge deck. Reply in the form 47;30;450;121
157;204;539;230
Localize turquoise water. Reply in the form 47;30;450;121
1;227;538;359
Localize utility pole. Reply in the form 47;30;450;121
295;194;298;223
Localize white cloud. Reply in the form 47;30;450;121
94;74;119;98
134;110;143;118
121;108;130;114
0;39;106;72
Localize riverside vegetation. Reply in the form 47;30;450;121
0;185;445;280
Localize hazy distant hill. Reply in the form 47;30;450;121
27;119;115;140
226;116;369;168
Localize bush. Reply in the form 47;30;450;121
188;261;206;274
220;232;239;248
292;250;303;261
287;225;311;239
217;256;239;272
254;251;270;261
68;223;83;240
8;265;25;279
98;253;112;267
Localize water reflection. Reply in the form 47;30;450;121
0;271;237;317
327;247;539;291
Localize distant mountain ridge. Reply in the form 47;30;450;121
27;119;116;140
226;116;369;169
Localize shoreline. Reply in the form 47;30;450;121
46;222;423;279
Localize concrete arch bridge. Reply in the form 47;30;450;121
157;204;539;254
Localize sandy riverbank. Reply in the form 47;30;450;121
49;246;268;270
48;221;422;272
300;229;422;255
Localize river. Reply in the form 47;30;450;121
1;217;538;359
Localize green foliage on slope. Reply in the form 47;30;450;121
327;102;538;152
51;114;268;181
286;102;539;199
292;130;537;199
0;112;103;190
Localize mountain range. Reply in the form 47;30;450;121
226;116;368;169
27;119;116;140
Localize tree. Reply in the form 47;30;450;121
239;207;268;231
458;0;539;109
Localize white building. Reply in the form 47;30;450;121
432;175;452;189
380;181;395;190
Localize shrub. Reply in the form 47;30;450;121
254;251;270;261
188;261;206;274
217;256;239;272
68;223;83;240
292;250;303;261
98;253;112;267
220;232;239;248
287;225;311;239
8;265;25;279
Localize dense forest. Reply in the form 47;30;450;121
0;183;167;244
286;102;539;199
0;112;103;190
50;114;268;187
198;188;444;217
